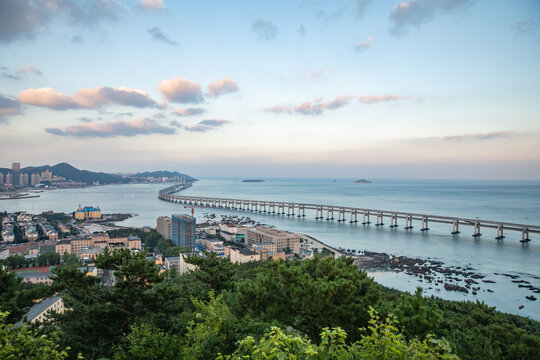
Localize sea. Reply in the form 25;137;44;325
2;178;539;320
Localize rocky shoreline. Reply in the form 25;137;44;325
352;250;538;303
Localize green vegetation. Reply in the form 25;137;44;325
0;312;73;360
0;248;538;360
1;252;80;270
106;228;189;256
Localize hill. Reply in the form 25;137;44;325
130;170;196;182
0;163;195;185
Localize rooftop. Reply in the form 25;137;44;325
15;296;61;326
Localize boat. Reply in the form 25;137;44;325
242;179;265;183
354;179;372;184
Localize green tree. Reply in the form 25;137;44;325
393;287;443;340
218;308;458;360
0;312;73;360
112;323;183;360
235;256;380;341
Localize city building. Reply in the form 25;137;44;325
5;173;12;186
13;266;55;284
55;240;72;255
12;162;20;187
157;216;172;240
74;206;102;220
0;172;3;185
171;214;196;248
30;173;41;185
246;226;301;254
229;247;260;263
15;296;64;326
20;172;29;186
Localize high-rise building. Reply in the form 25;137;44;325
31;173;41;186
157;216;172;240
41;169;52;181
171;214;196;248
20;173;29;186
5;173;12;186
0;173;4;185
12;163;20;187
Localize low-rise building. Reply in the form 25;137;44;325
79;246;103;260
15;296;64;326
229;247;260;263
74;206;101;220
55;240;72;255
13;266;55;284
219;224;238;234
246;226;301;254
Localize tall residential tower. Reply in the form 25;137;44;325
171;214;196;249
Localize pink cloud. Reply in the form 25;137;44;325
207;78;239;97
173;107;206;116
46;118;175;138
159;76;204;103
266;94;403;116
18;86;160;110
19;87;80;110
355;36;373;51
139;0;165;12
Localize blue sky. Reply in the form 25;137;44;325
1;0;539;179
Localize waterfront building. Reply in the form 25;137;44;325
5;173;12;186
30;173;41;185
40;169;52;181
12;162;20;187
171;214;196;248
20;173;29;186
74;205;102;220
15;296;64;326
246;226;301;254
0;172;3;185
157;216;172;240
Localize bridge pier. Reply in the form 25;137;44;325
389;213;398;228
473;222;482;238
521;227;530;243
420;217;429;231
376;212;384;227
315;207;322;219
362;211;370;225
350;211;358;223
404;215;413;229
337;208;345;222
496;224;505;240
451;220;460;234
326;208;334;221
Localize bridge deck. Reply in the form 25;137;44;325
158;184;539;240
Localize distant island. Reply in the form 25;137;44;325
242;179;265;183
354;179;372;184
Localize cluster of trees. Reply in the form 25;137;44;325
1;249;539;359
1;252;80;270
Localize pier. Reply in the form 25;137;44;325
158;184;539;242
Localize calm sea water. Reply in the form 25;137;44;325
2;178;539;319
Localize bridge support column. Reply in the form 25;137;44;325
315;207;322;219
376;213;384;227
521;227;530;243
326;208;334;221
473;222;481;237
451;220;460;234
496;224;505;240
405;215;413;229
420;217;429;231
362;211;370;225
350;211;358;223
389;214;398;228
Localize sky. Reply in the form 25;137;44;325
1;0;539;179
